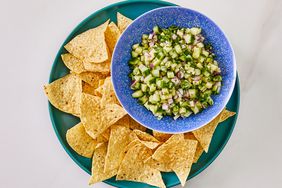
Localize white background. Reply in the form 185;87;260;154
1;0;282;187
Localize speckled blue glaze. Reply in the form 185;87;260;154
112;6;236;133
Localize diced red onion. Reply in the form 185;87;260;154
149;41;155;47
172;34;177;40
189;101;195;107
178;88;184;95
149;63;154;69
183;91;190;99
148;33;154;40
171;77;180;85
168;98;174;105
131;80;137;87
215;82;221;87
162;57;168;63
193;76;201;81
176;71;184;79
162;103;169;110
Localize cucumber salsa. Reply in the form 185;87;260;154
129;26;222;120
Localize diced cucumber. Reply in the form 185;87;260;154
138;95;148;104
163;46;173;53
192;47;201;59
183;34;193;44
149;105;158;113
132;43;139;50
188;89;197;99
152;69;160;77
142;34;149;40
141;84;148;92
149;93;160;104
149;84;157;93
202;50;209;57
139;64;150;76
169;50;178;59
131;51;139;58
153;25;160;33
156;79;165;89
194;69;201;76
132;90;143;98
190;27;201;35
167;71;174;79
135;46;143;54
174;44;182;54
144;74;154;84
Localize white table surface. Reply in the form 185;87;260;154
1;0;282;187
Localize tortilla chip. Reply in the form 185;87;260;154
133;130;159;142
133;130;160;149
129;117;146;131
61;53;86;74
114;115;130;128
192;113;222;152
184;132;204;163
144;157;172;172
116;143;165;188
44;73;81;116
117;12;132;32
66;122;97;158
64;20;109;63
152;131;172;142
80;93;127;139
100;113;131;141
219;109;236;123
83;59;111;73
105;22;121;53
89;143;117;185
82;81;96;95
100;77;119;105
99;128;110;140
78;72;105;88
104;125;132;172
152;134;197;186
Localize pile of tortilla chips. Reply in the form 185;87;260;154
44;13;236;188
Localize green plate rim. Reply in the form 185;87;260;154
47;0;240;187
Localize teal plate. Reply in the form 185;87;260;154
48;0;240;187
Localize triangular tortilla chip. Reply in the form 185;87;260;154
44;73;81;116
129;117;146;131
116;143;165;188
89;143;117;185
152;134;197;186
117;12;132;32
82;81;96;96
144;157;172;172
105;22;121;53
184;132;204;163
83;60;110;73
66;122;97;158
152;131;172;142
104;125;132;172
192;113;222;152
100;77;119;105
219;108;236;123
80;93;126;139
132;130;161;149
78;72;105;88
61;53;86;74
64;20;109;63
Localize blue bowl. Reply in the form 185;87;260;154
112;6;236;133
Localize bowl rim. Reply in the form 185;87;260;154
111;6;237;133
